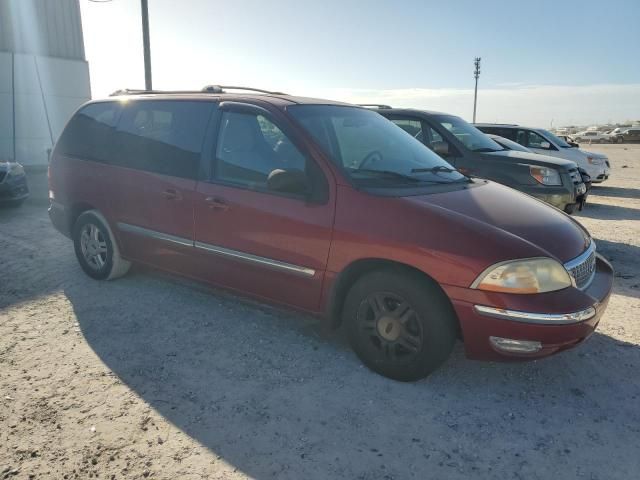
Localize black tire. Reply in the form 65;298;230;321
343;268;457;381
73;210;131;280
618;137;624;143
564;203;578;214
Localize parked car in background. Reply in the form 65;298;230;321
555;134;580;148
365;107;586;213
572;131;611;143
488;134;590;210
476;124;611;183
610;127;640;143
0;161;29;207
48;87;613;381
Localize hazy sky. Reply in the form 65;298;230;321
79;0;640;126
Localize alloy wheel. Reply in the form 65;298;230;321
79;223;108;271
357;292;424;361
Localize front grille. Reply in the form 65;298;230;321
565;243;597;290
0;171;6;183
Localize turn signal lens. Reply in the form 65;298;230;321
472;258;572;294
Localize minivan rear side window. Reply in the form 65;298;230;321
55;102;120;162
113;100;213;179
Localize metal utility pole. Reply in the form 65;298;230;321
472;57;481;123
141;0;152;90
90;0;153;90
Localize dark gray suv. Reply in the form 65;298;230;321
367;106;587;213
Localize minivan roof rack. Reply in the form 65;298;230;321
358;104;392;109
202;85;287;95
475;123;519;126
109;85;286;97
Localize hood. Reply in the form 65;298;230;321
562;147;607;161
484;149;576;169
578;148;608;159
403;181;590;263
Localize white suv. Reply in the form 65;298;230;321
573;131;610;143
476;124;610;183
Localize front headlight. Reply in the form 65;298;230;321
471;258;572;294
7;163;25;178
529;166;562;185
587;156;603;165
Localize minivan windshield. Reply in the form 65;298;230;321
539;129;573;148
288;105;467;186
436;115;504;152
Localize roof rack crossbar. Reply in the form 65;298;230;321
358;104;392;109
109;85;287;97
203;85;287;95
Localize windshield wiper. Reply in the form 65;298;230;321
410;166;457;174
350;168;422;182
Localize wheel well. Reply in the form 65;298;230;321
68;202;95;232
326;258;460;336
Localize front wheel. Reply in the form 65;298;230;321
344;269;457;381
73;210;131;280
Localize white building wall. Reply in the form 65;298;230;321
10;53;90;165
0;52;13;161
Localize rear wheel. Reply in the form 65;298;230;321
618;136;624;143
73;210;130;280
344;269;457;381
564;203;578;214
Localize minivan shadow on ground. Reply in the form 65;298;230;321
593;238;640;300
3;204;639;478
62;266;640;480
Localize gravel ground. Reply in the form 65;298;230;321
1;144;639;480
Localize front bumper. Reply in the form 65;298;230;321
586;164;610;183
445;255;614;361
0;174;29;203
522;182;585;210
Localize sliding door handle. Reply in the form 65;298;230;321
162;189;182;200
205;196;229;211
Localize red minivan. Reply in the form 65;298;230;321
48;87;613;381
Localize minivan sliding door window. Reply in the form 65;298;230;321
113;100;214;179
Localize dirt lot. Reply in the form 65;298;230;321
1;144;639;479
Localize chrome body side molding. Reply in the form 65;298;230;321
116;222;316;277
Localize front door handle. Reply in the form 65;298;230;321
162;189;182;201
205;196;229;211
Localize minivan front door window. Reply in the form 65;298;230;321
215;111;307;191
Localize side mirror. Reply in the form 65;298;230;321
267;169;309;196
540;141;551;149
432;141;449;157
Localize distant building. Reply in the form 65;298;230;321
0;0;90;166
